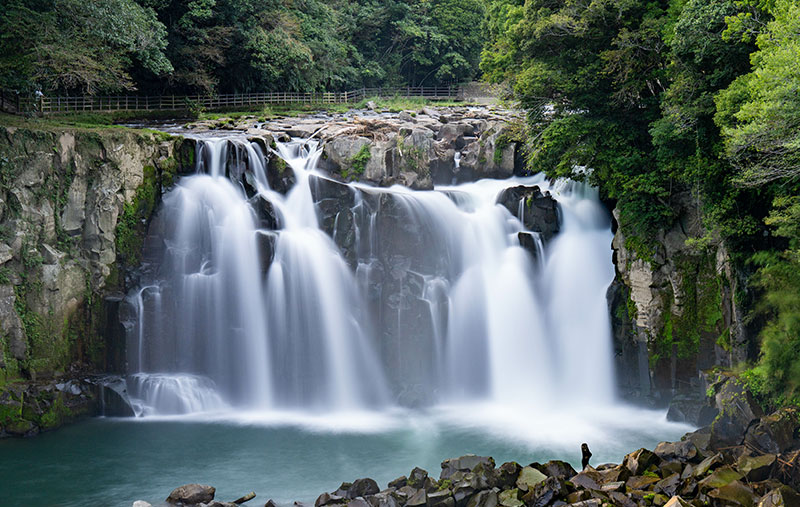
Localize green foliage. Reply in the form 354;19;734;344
343;145;371;180
115;164;158;266
0;0;171;93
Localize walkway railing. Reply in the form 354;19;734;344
2;86;464;115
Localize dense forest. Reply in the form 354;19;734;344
482;0;800;407
1;0;798;408
0;0;485;94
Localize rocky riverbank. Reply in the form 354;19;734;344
136;374;800;507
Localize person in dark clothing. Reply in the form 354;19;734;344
581;443;592;469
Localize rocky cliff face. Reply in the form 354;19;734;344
609;191;752;405
0;125;188;435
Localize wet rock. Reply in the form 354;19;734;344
655;473;682;497
759;486;800;507
132;502;152;507
348;479;380;499
694;452;725;477
623;448;662;476
710;377;764;449
407;489;427;507
388;477;408;489
441;456;495;480
497;489;522;507
428;489;455;507
746;411;798;455
738;454;777;482
516;467;547;492
698;467;744;492
534;461;577;481
494;462;521;490
452;481;475;507
166;484;216;505
465;489;498;507
347;499;371;507
664;496;692;507
316;493;345;506
626;475;661;490
655;440;699;463
495;186;559;241
708;480;758;506
366;491;400;507
334;483;352;497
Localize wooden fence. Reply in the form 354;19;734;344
2;86;463;115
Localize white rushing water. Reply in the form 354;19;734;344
124;134;685;447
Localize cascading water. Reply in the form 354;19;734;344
127;134;616;417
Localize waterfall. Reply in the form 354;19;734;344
126;135;616;416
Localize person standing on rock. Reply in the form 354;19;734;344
581;443;592;469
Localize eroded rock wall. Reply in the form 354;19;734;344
609;191;752;404
0;125;189;435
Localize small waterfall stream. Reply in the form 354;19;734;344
126;135;616;416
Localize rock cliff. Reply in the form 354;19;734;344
0;125;189;435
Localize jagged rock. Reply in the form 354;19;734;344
694;453;725;477
465;489;498;507
347;499;371;507
441;456;495;480
699;467;744;492
408;468;430;489
746;411;798;454
166;484;215;505
316;493;346;506
626;475;661;490
452;482;475;507
429;489;455;507
497;489;521;507
738;454;777;482
348;479;380;499
655;441;699;463
334;482;352;498
708;480;758;506
494;462;521;490
655;473;682;497
388;477;408;489
759;486;800;506
407;489;427;507
533;460;577;481
516;467;547;492
495;186;559;241
366;491;400;507
711;378;764;448
664;496;693;507
623;448;662;476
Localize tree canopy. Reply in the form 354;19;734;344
0;0;486;94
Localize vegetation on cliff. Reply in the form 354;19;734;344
482;0;800;407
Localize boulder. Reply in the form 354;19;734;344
746;411;798;455
623;448;661;476
698;467;744;492
497;489;521;507
737;454;777;482
348;479;380;499
316;493;345;506
533;460;577;481
465;489;498;507
494;462;521;490
452;481;475;507
654;440;699;463
655;473;682;497
759;486;800;507
408;468;430;489
664;496;693;507
441;456;495;480
428;489;454;507
710;378;764;449
407;489;427;507
388;477;408;489
516;466;547;492
708;480;758;507
495;186;559;241
166;484;216;505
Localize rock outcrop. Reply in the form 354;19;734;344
609;191;751;402
0;125;190;435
